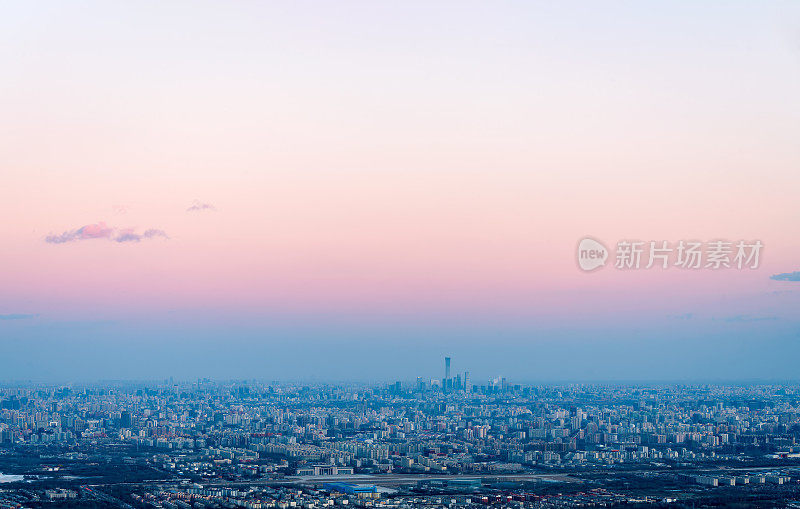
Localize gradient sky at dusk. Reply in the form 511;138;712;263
1;2;800;382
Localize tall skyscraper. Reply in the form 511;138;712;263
445;357;451;381
121;411;132;428
465;371;471;394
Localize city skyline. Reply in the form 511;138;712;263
3;377;800;507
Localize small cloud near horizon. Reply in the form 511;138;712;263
45;222;113;243
724;314;778;323
770;271;800;282
45;222;168;244
187;200;215;212
0;313;39;320
114;228;170;243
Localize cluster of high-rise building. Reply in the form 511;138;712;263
411;357;473;394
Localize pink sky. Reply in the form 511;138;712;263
0;1;799;340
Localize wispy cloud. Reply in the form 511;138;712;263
45;223;168;245
724;314;778;323
770;271;800;282
187;200;216;212
45;222;114;244
114;228;170;243
114;232;141;243
143;229;169;239
0;313;39;320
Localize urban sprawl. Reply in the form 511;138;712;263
2;359;800;508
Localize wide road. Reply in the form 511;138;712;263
83;463;797;489
202;472;582;487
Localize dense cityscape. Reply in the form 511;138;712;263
4;0;799;507
1;359;800;508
